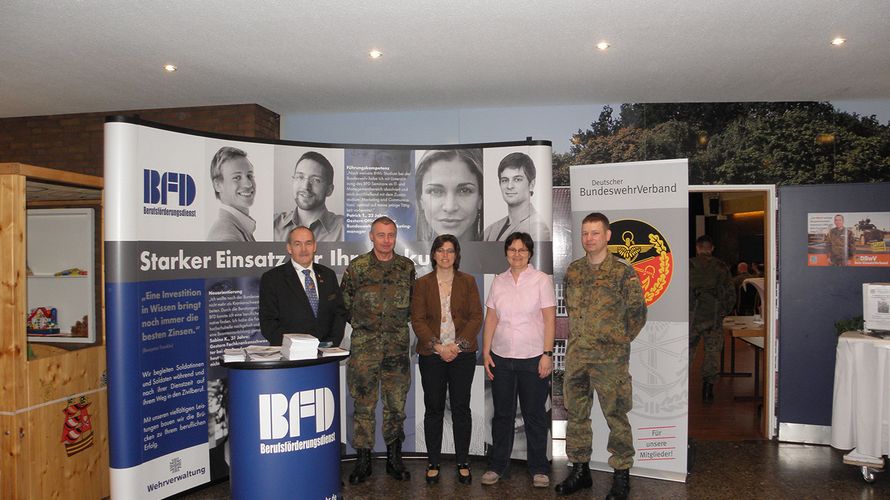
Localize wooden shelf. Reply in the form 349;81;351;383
27;273;89;278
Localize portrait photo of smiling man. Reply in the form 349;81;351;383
273;150;344;242
207;146;257;242
483;151;552;242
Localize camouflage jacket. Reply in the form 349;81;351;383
341;251;416;335
564;253;647;358
689;254;735;326
827;227;855;264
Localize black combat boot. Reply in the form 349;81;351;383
386;440;410;480
349;448;372;484
555;462;592;495
605;468;630;500
703;381;714;402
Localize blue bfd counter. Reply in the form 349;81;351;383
225;355;345;500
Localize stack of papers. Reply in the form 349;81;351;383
245;345;284;361
282;334;320;360
319;347;349;357
223;348;246;363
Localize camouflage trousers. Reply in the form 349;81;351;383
347;330;410;449
689;322;724;384
563;355;634;469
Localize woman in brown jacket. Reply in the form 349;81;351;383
411;234;483;485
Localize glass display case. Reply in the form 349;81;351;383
26;208;96;343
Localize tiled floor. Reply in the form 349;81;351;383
181;441;888;499
180;336;886;499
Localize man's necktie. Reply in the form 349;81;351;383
302;269;319;317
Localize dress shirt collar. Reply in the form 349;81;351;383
219;204;256;234
292;208;336;232
291;259;314;276
501;263;538;284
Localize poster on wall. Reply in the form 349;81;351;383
566;159;688;482
806;212;890;267
105;117;552;498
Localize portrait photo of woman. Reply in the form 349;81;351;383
415;149;484;242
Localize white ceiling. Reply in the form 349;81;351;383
1;0;889;119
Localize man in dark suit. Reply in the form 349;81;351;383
259;226;346;346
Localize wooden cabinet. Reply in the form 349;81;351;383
0;163;109;500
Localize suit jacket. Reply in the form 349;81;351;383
259;261;346;346
410;270;483;356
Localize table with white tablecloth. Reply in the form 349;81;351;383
830;331;890;474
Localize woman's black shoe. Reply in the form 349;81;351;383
457;463;472;484
425;464;440;484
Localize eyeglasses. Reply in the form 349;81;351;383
507;248;529;255
435;248;456;254
292;173;327;186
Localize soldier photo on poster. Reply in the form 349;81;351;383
807;212;890;267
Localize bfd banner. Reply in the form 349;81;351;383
568;159;688;482
104;117;552;498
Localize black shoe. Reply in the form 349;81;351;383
555;462;592;495
349;448;373;484
425;464;440;485
385;440;410;480
457;463;472;484
703;381;715;402
605;468;630;500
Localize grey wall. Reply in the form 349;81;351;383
777;183;890;426
281;104;607;153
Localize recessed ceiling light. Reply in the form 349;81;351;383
596;41;610;51
831;37;846;46
368;49;383;59
163;64;178;72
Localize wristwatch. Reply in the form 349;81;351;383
543;350;554;357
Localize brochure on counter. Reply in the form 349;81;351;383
221;343;349;363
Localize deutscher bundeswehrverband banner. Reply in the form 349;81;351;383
568;159;688;482
104;117;553;498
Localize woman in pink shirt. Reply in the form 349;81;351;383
480;232;556;488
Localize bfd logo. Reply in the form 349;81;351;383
258;388;335;440
143;169;196;206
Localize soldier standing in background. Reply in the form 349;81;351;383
732;262;753;291
689;235;735;402
555;212;647;499
342;216;416;484
826;214;855;266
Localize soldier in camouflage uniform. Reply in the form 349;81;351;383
689;235;735;402
826;214;855;266
555;213;647;500
342;216;416;484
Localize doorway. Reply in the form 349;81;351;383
689;185;777;440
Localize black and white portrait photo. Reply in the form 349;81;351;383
206;146;257;242
273;147;345;242
415;149;484;242
483;149;552;242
